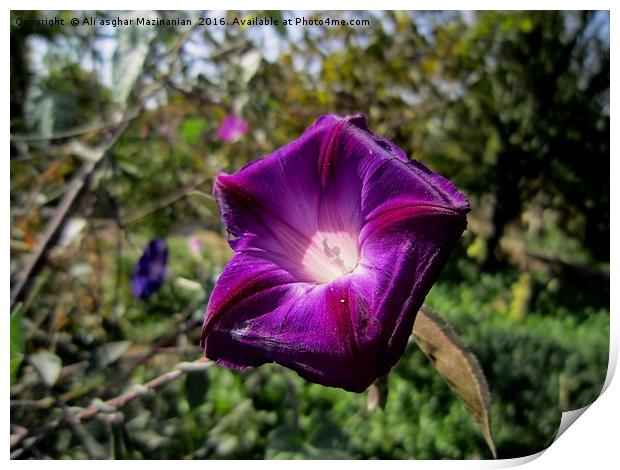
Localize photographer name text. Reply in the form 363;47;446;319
15;15;371;29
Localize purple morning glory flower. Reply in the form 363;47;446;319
201;114;469;392
132;239;168;301
217;115;249;143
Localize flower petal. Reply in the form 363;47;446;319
312;113;469;221
202;216;465;392
355;211;469;375
213;115;359;281
214;116;334;240
202;252;379;391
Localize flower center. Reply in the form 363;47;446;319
301;230;359;283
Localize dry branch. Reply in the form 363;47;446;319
10;358;212;457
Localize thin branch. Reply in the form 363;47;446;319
98;300;205;397
10;26;199;312
119;175;211;226
81;358;212;421
10;358;212;457
10;121;131;311
11;360;89;397
10;111;139;143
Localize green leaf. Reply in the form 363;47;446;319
94;341;131;368
412;305;497;459
265;424;353;460
239;50;262;84
29;351;62;387
10;308;24;385
24;80;54;139
68;420;110;459
181;118;207;144
130;430;171;451
111;12;158;104
307;415;348;450
185;369;210;409
265;424;305;459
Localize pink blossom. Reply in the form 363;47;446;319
217;115;249;143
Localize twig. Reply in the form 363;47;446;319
119;175;211;226
10;398;56;409
10;111;139;143
10;25;199;312
10;358;212;457
80;358;212;421
11;360;89;397
99;301;205;397
10;122;131;311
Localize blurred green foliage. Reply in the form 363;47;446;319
10;10;608;459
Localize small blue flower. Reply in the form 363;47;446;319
132;239;168;300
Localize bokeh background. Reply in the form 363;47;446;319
10;10;609;460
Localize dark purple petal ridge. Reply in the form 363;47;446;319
201;113;470;392
132;238;168;301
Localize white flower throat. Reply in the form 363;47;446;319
301;230;359;283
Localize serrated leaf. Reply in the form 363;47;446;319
185;369;210;409
29;351;62;387
95;341;131;368
412;305;497;459
10;308;24;385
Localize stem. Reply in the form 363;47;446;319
10;358;212;457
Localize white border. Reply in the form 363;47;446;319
4;2;617;467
